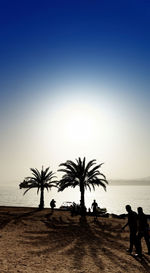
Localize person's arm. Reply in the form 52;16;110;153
122;221;128;230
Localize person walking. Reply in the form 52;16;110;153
137;207;150;256
122;205;139;255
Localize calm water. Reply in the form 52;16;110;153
0;184;150;215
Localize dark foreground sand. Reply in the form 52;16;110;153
0;207;150;273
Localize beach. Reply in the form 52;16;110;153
0;207;150;273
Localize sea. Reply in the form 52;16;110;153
0;183;150;215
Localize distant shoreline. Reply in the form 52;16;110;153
110;180;150;186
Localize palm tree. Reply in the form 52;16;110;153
58;157;108;215
19;166;57;209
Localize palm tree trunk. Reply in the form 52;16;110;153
80;182;85;215
39;187;44;209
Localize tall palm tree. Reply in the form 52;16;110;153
58;157;108;215
19;166;57;209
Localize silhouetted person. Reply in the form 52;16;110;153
71;202;76;217
137;207;150;255
122;205;139;254
91;199;98;221
50;199;56;213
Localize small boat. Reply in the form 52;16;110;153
59;201;76;211
97;207;107;214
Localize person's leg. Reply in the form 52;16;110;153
144;232;150;253
93;209;96;221
136;233;142;255
129;233;134;252
95;211;98;221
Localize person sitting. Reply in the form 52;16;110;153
50;199;56;213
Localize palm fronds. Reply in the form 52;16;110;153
58;157;108;214
19;166;58;209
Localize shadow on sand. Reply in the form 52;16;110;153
18;213;150;272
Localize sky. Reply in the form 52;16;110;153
0;0;150;185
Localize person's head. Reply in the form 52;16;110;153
137;207;143;214
125;205;132;213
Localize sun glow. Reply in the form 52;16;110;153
58;104;97;143
47;99;117;155
34;93;118;172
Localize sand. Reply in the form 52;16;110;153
0;207;150;273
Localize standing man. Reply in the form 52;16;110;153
91;199;98;221
122;205;139;255
137;207;150;255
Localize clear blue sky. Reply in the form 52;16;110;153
0;0;150;183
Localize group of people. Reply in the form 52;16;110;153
49;199;150;257
122;205;150;257
91;201;150;257
49;199;99;217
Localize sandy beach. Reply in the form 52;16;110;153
0;207;150;273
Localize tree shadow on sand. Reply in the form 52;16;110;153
0;208;42;228
18;214;150;272
12;208;41;224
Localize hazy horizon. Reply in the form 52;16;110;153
0;1;150;185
